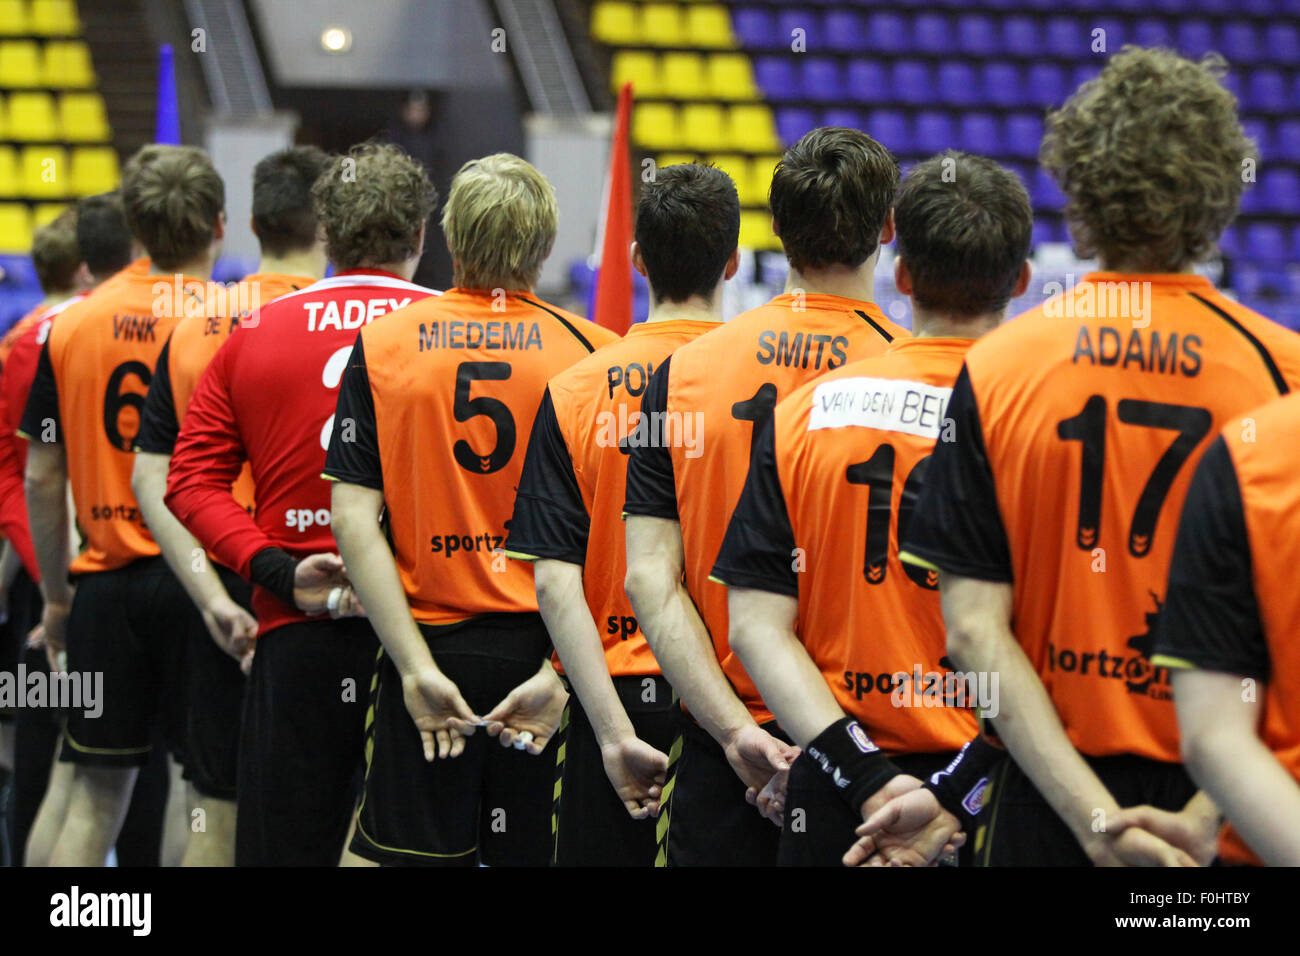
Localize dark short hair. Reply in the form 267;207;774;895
895;151;1032;317
122;144;224;270
769;127;899;273
75;192;132;278
31;209;81;292
252;146;331;257
635;163;739;304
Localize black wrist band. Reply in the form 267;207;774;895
805;717;902;813
248;547;297;607
922;735;1003;827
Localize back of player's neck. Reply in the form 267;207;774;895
644;298;720;325
784;264;875;304
911;310;1001;340
258;249;325;280
149;259;212;281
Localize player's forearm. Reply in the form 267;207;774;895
534;559;635;747
164;454;268;576
330;483;434;677
24;443;72;607
133;451;228;612
728;587;843;747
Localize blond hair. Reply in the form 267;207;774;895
442;153;557;291
1041;47;1254;272
122;145;224;271
312;142;437;271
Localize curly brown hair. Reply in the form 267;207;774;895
1040;47;1255;272
312;142;438;271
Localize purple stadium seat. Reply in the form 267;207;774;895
0;255;38;289
914;13;951;54
865;108;910;153
958;14;999;56
777;9;820;50
1248;70;1289;112
1242;118;1272;159
776;108;817;146
822;107;862;130
1185;0;1232;13
1176;20;1215;59
1276;119;1300;161
1242;0;1278;14
957;113;1000;155
1072;64;1102;94
731;7;779;48
1134;18;1172;49
890;60;932;105
982;62;1024;108
1244;222;1288;263
845;60;887;104
754;56;800;101
1092;17;1125;53
936;61;980;106
824;9;865;53
802;58;846;101
1006;114;1043;159
1220;23;1259;64
1024;63;1068;108
864;12;907;54
1001;15;1036;55
1265;23;1300;62
914;110;953;154
1032;166;1065;212
1260;168;1300;215
1218;225;1241;259
1294;223;1300;260
1032;217;1063;246
1045;17;1083;59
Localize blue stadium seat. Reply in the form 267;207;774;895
983;62;1023;108
1220;23;1259;64
1134;18;1172;49
1005;114;1043;158
1175;20;1215;59
1242;118;1272;160
0;254;38;289
1092;17;1125;52
777;9;818;48
1032;167;1065;212
1033;217;1064;246
1072;64;1102;93
936;61;980;107
1001;15;1036;56
914;13;951;54
801;57;845;101
1276;119;1300;161
957;113;1000;156
1219;225;1240;259
1024;63;1068;108
1265;23;1299;62
845;60;887;104
1293;223;1300;260
1261;168;1300;215
754;56;799;101
959;14;999;56
865;108;910;153
822;107;862;130
1243;222;1288;262
914;110;953;154
864;12;907;53
732;7;778;48
1248;70;1289;112
890;60;931;105
776;107;817;146
823;9;864;52
1045;17;1083;58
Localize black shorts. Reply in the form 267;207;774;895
975;752;1198;866
660;708;791;867
350;612;555;867
1;567;42;722
235;617;377;867
552;673;676;867
180;565;249;800
59;556;190;767
777;749;960;867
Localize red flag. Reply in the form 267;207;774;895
592;82;634;335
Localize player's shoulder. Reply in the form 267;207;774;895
515;294;619;352
1198;292;1300;389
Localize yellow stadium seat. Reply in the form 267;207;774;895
44;40;96;88
71;145;119;195
632;102;678;150
727;104;779;152
30;0;81;35
685;5;734;49
610;51;659;98
22;145;68;199
59;92;109;141
0;147;16;198
0;93;6;139
0;203;32;253
707;53;757;100
34;202;68;227
705;151;749;197
7;91;56;140
681;103;726;151
641;4;683;47
659;52;706;99
748;155;780;205
0;40;42;87
591;1;637;45
0;0;28;35
739;210;775;250
655;152;698;171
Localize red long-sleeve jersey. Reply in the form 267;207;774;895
165;270;437;634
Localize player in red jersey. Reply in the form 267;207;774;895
165;143;439;866
131;146;330;866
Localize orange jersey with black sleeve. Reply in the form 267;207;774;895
506;318;721;677
902;272;1300;763
19;270;198;573
323;288;619;625
624;293;910;724
1153;392;1300;865
713;338;980;754
135;272;312;511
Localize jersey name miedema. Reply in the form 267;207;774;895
713;338;980;755
19;271;197;573
165;270;437;634
624;293;910;724
506;318;721;677
136;272;313;514
1153;393;1300;865
0;295;82;579
903;272;1300;763
323;288;619;626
